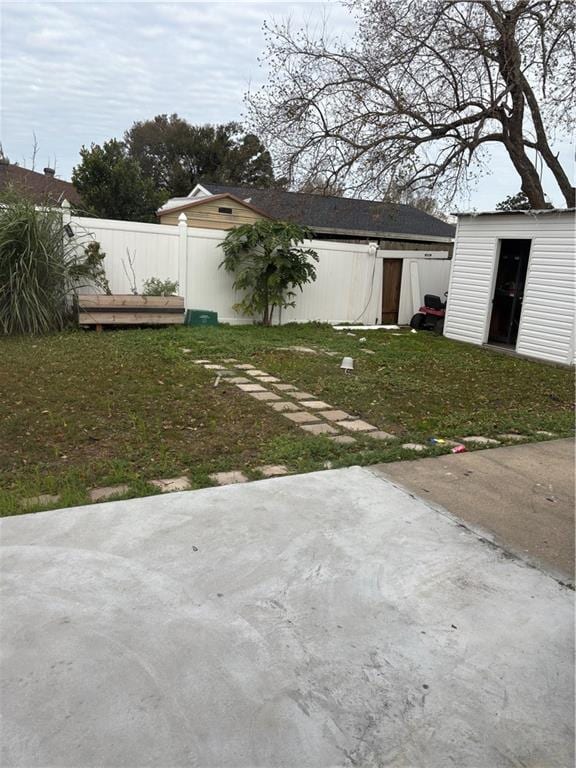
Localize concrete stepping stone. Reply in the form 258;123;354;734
300;400;332;410
337;419;377;432
535;430;556;437
204;364;226;370
284;411;321;423
209;471;248;486
193;359;211;363
271;401;300;412
246;370;268;377
291;391;315;400
236;364;256;370
22;493;61;508
89;485;130;502
366;431;396;441
461;436;500;445
273;383;297;391
180;348;193;353
150;477;191;493
300;423;338;435
318;410;353;421
228;377;251;384
402;443;426;452
257;376;280;383
329;435;357;445
258;464;289;477
249;391;281;401
498;434;528;442
237;383;267;392
222;358;238;363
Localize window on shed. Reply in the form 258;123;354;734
218;206;233;214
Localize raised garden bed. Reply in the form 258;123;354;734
78;294;184;330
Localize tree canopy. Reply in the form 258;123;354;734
247;0;575;208
124;115;277;197
72;140;161;221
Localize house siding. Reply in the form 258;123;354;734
444;212;575;365
160;198;266;229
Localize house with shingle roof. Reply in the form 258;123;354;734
0;161;82;207
157;183;455;251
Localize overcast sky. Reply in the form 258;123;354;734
1;1;572;210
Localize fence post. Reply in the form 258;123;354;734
61;198;72;226
177;213;188;306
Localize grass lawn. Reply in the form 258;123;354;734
1;324;573;516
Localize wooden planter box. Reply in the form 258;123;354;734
78;294;185;330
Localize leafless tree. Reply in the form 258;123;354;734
247;0;575;208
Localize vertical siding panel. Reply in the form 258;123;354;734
445;212;575;364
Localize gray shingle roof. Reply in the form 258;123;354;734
203;183;455;239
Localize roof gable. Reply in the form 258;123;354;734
157;193;271;219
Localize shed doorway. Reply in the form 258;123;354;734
381;259;403;324
488;239;531;347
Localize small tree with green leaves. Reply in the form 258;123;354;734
219;220;318;325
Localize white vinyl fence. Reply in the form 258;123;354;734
68;207;451;325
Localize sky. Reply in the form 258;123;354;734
1;1;573;210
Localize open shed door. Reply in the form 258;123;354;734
381;259;403;323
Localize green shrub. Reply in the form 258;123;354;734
142;277;179;296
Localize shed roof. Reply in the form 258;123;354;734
455;209;575;217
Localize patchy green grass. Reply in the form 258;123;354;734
0;324;573;516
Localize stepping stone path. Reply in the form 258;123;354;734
90;485;130;502
462;436;500;445
301;423;338;435
249;391;281;401
237;383;267;392
150;477;191;493
319;410;353;421
258;465;289;477
22;493;61;508
184;356;543;488
210;471;248;486
336;419;378;432
284;411;320;424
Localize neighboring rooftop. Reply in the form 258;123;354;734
0;161;82;207
160;183;455;241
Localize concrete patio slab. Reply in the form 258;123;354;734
299;400;332;410
318;410;352;421
0;467;572;768
375;438;576;583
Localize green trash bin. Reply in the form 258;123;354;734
185;309;218;326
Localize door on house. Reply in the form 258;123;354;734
488;239;531;346
381;259;403;324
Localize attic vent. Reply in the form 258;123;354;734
218;206;233;214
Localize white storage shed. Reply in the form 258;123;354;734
444;210;575;365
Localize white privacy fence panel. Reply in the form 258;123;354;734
71;216;180;295
69;214;451;325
